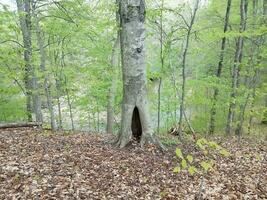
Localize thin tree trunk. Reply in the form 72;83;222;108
55;78;63;130
264;0;267;15
177;0;199;138
157;0;164;135
235;93;250;136
88;109;91;132
209;0;232;134
33;8;56;131
64;76;74;132
97;104;100;133
107;34;120;134
226;0;248;135
170;60;196;135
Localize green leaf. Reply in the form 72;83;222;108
173;166;181;173
188;166;198;175
219;149;230;157
200;161;213;172
175;148;183;159
181;159;187;169
186;155;193;163
196;138;207;150
208;141;220;149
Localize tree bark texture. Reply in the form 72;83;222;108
16;0;42;123
116;0;158;148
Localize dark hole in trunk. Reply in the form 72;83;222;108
131;107;142;142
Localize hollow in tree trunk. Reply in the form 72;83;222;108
116;0;161;148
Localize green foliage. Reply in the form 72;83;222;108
0;0;266;135
173;138;230;176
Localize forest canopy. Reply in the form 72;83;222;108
0;0;266;138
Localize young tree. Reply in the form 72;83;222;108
33;3;57;131
177;0;200;137
115;0;160;148
226;0;248;135
209;0;232;135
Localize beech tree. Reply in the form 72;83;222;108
115;0;160;148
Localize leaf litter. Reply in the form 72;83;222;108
0;128;266;199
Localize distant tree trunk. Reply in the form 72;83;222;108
264;0;267;15
116;0;162;148
209;0;232;134
177;0;199;138
64;76;74;132
97;104;100;133
107;34;120;134
88;109;91;132
157;0;164;135
226;0;248;135
33;8;56;131
261;0;267;124
55;77;63;130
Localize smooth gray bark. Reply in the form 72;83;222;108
209;0;232;134
16;0;33;121
16;0;42;123
116;0;161;148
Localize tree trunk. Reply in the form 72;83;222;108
264;0;267;15
0;122;42;129
55;77;63;130
107;34;120;134
209;0;232;134
226;0;248;135
33;8;57;131
116;0;161;148
177;0;199;138
157;0;164;135
64;76;75;132
16;0;42;123
16;0;33;122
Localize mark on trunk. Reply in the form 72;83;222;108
131;107;142;142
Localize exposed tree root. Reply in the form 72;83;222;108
114;133;166;151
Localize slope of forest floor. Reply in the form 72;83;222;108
0;128;266;200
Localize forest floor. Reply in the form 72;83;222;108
0;128;266;200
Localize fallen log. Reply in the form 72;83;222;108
0;122;42;129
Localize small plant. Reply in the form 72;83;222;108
173;138;230;175
173;138;230;199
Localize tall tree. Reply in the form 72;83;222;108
107;2;120;134
209;0;232;134
116;0;160;148
16;0;42;123
33;3;56;131
157;0;164;135
177;0;200;137
226;0;248;135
